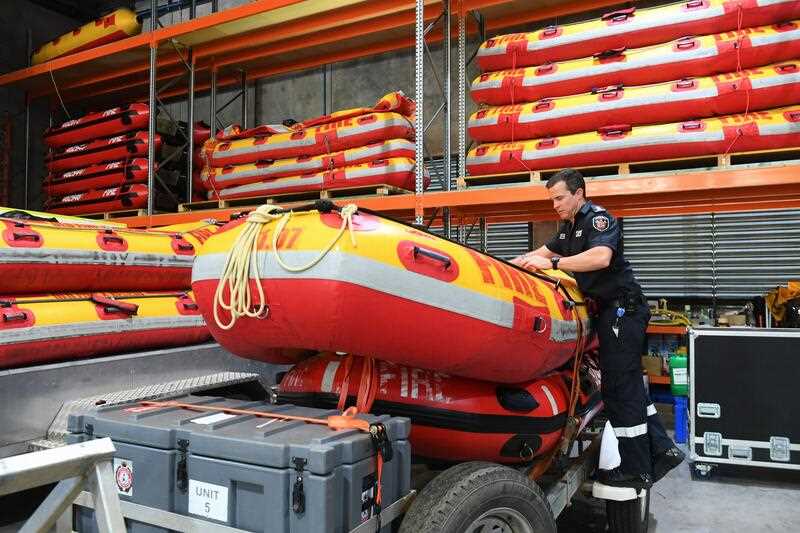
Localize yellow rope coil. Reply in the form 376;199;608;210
213;203;359;330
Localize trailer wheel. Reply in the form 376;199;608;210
399;461;556;533
606;488;650;533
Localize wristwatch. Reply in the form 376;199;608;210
551;256;560;270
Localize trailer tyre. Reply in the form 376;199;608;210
399;461;556;533
606;488;650;533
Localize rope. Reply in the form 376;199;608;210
212;203;359;330
723;4;750;158
272;203;358;272
212;204;283;330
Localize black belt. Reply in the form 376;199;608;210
602;291;647;311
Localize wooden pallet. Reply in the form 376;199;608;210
178;184;410;212
80;209;150;220
464;147;800;187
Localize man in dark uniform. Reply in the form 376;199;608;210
512;168;684;488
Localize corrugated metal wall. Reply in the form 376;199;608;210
425;158;798;298
426;157;531;259
624;209;800;299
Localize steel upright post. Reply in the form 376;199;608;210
414;0;425;226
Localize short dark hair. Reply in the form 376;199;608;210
546;168;586;196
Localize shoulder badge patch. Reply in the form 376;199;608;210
591;204;605;213
592;215;609;232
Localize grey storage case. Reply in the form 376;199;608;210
67;395;411;532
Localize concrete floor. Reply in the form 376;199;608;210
557;443;800;532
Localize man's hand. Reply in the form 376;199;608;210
514;254;552;271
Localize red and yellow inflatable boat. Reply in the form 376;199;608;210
466;105;800;175
44;104;150;148
191;205;592;383
32;8;141;65
0;215;213;293
279;353;601;464
201;139;415;192
0;291;209;368
477;0;800;71
472;21;800;105
46;131;160;174
44;158;150;197
469;62;800;142
208;158;425;200
203;112;414;167
46;184;149;216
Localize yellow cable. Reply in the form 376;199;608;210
212;203;359;330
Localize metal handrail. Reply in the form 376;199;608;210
0;438;125;533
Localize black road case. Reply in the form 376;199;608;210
690;327;800;474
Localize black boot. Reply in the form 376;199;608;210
598;468;653;491
652;446;685;483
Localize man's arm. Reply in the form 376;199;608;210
510;245;556;266
515;245;612;271
556;245;612;272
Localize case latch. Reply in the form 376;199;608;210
291;457;307;514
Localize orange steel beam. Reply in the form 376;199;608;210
41;0;444;100
148;27;452;102
485;0;629;31
0;0;306;90
197;0;440;59
4;0;624;100
117;165;800;228
72;8;447;101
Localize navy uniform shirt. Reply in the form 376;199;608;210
545;200;641;302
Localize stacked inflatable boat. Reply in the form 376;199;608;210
197;92;427;201
0;212;214;368
191;202;599;463
467;0;800;175
43;104;157;215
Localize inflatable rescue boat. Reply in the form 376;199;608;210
476;0;800;71
191;203;592;383
203;112;414;167
44;158;150;197
208;158;425;200
466;105;800;175
46;184;149;215
46;131;160;173
279;353;602;463
32;8;142;65
201;139;415;191
0;215;211;293
472;21;800;105
0;207;125;227
469;62;800;142
44;103;150;148
0;291;209;368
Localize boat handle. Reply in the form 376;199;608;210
12;231;40;242
541;26;559;37
2;311;27;323
92;294;139;315
171;235;195;251
533;316;547;333
601;7;635;22
101;234;125;245
413;246;451;269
